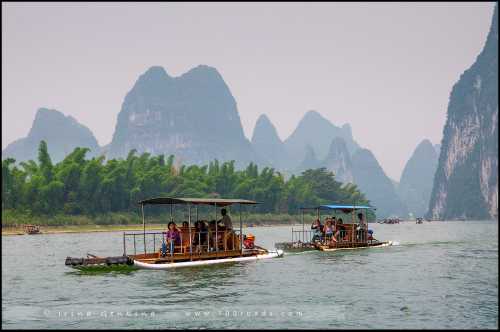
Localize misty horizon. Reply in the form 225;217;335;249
2;2;496;180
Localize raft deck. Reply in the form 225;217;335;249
132;248;266;264
65;248;267;268
316;240;390;251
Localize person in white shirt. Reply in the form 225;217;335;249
357;212;366;240
219;208;233;230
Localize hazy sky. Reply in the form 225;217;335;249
2;2;495;180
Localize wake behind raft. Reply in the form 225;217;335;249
65;197;283;271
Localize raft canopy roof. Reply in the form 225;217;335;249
300;204;376;210
138;197;259;206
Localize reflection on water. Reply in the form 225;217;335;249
1;221;498;329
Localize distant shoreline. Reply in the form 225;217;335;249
1;222;304;236
3;219;491;236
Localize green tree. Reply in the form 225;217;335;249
1;144;374;220
38;140;53;184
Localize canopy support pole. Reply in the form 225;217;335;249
188;203;192;260
317;208;320;243
239;204;243;256
301;209;304;242
215;203;218;254
142;203;146;255
351;202;355;243
364;209;367;244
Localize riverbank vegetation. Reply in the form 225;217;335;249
2;141;373;226
1;210;299;227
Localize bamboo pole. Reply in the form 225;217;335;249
301;209;304;242
188;203;192;260
239;204;243;256
215;203;218;254
142;204;146;255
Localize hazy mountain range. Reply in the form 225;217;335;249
2;66;409;218
2;108;100;163
398;139;440;218
106;65;259;168
4;2;497;221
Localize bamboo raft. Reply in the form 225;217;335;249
65;197;283;270
23;224;40;234
277;204;394;253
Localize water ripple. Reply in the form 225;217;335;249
2;221;498;329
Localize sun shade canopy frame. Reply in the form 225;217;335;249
138;197;259;206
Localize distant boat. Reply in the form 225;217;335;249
416;218;423;224
23;224;40;234
380;218;400;224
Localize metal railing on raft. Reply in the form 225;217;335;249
291;229;313;243
326;229;369;244
122;229;242;256
290;228;371;245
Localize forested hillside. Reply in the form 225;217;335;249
2;141;372;221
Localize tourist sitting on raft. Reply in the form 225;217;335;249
356;212;367;241
336;218;343;240
311;219;323;242
163;221;181;256
218;208;233;230
193;220;208;249
323;219;338;243
206;217;232;251
208;219;216;230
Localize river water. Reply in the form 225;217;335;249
2;221;498;329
